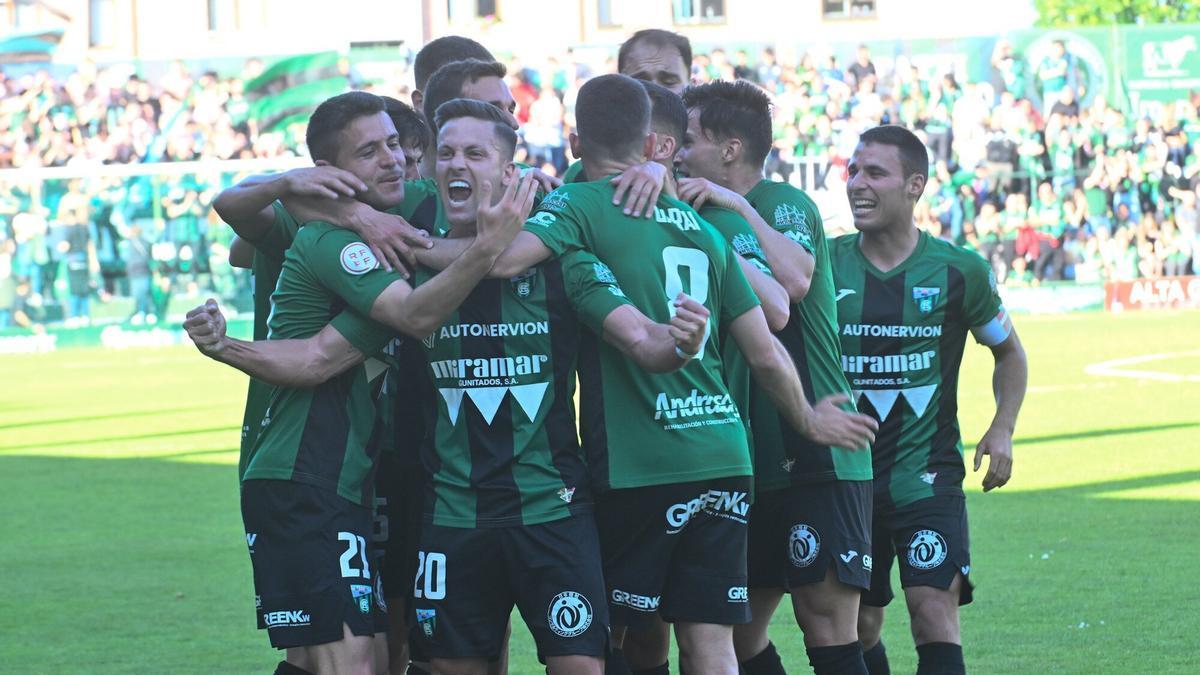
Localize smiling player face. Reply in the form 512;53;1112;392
329;111;406;210
845;141;923;233
435;116;515;230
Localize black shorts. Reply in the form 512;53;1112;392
747;480;873;591
596;476;752;629
242;479;388;649
861;494;973;608
412;516;609;660
373;452;423;606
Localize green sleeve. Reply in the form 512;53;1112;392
329;309;396;356
522;185;591;257
252;202;300;263
560;250;634;334
306;226;408;317
395;178;438;220
702;207;773;278
961;251;1008;343
718;244;761;324
762;185;821;256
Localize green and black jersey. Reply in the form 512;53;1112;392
696;205;772;450
245;222;401;506
413;250;632;528
524;179;760;490
744;181;871;490
830;230;1010;509
239;203;299;479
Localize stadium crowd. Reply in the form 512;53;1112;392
2;39;1199;329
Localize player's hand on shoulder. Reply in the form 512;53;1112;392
354;209;429;276
974;425;1014;492
282;166;366;200
806;392;878;451
525;167;563;193
610;161;669;218
668;293;710;358
183;298;229;357
476;173;538;255
677;177;747;213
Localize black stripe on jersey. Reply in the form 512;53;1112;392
540;261;591;514
461;280;523;523
292;371;354;490
410;195;440;234
577;328;609;492
931;265;967;489
860;270;907;512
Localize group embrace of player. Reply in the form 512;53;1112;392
183;28;1028;675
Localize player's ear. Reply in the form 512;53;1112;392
642;132;659;161
410;89;423;113
501;162;518;186
723;137;742;165
908;173;927;201
568;132;582;161
653;134;677;163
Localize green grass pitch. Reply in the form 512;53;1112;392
1;310;1198;673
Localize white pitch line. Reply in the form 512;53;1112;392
1084;350;1200;383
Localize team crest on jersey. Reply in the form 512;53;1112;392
510;269;536;298
540;190;570;213
731;233;764;258
593;262;618;284
912;286;941;314
340;242;378;275
350;584;373;615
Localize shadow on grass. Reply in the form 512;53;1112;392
0;425;236;452
964;421;1200;451
1;453;1196;674
0;404;225;432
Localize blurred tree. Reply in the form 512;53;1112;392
1035;0;1200;25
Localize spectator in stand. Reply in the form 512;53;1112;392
845;44;876;91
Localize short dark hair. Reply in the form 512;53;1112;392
422;59;507;128
413;36;494;91
575;74;651;161
382;96;431;153
618;29;693;73
681;80;773;169
306;91;386;163
857;125;930;180
642;80;687;147
434;97;518;159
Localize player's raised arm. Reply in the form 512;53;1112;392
729;307;877;450
183;300;366;387
280;187;431;274
213;167;363;242
679;176;815;302
370;174;536;338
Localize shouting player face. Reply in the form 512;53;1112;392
675;107;725;181
846;141;923;233
327;111;407;210
436;116;516;229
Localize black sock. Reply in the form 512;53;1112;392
606;648;634;675
807;642;867;675
631;663;669;675
915;642;964;675
861;641;890;675
741;641;787;675
273;662;313;675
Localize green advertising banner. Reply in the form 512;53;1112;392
1120;26;1200;117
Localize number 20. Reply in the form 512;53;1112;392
662;247;711;360
413;551;447;600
